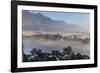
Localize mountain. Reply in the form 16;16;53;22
22;10;85;33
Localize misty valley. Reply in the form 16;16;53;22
22;32;90;62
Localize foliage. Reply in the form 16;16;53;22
23;46;90;62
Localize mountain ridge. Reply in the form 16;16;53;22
22;10;86;33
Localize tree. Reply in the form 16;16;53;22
30;48;44;61
30;48;50;61
51;50;61;57
23;52;28;62
82;55;90;59
50;50;62;60
31;48;42;56
70;52;76;60
63;46;72;56
75;52;83;59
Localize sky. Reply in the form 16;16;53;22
29;10;90;28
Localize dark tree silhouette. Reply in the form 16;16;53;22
82;55;90;59
75;53;83;59
23;46;90;62
62;46;73;60
63;46;72;55
51;50;61;57
23;52;28;62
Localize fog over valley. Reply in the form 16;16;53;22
22;10;90;62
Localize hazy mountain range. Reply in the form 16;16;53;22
22;10;87;33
